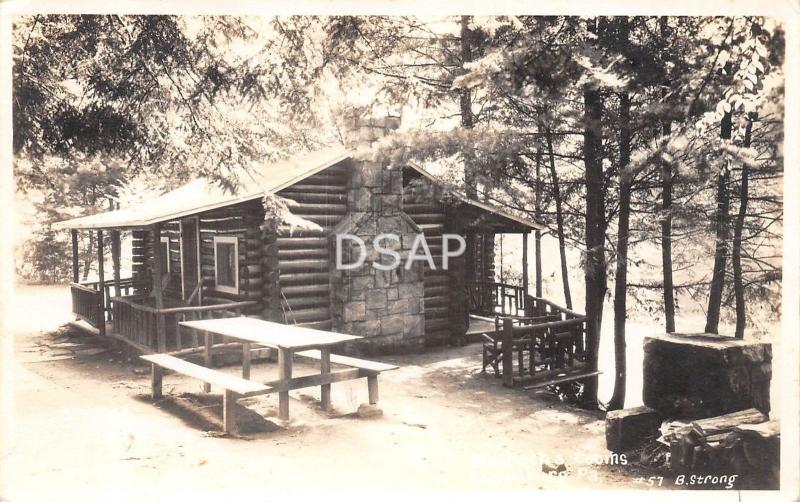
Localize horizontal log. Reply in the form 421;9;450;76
419;223;444;235
425;307;450;319
282;295;330;309
692;409;769;437
278;272;330;286
425;285;449;297
424;318;450;331
286;307;330;323
425;295;449;308
294;174;348;186
280;259;330;273
294;214;345;226
281;283;330;296
289;203;347;215
278;248;329;260
277;237;329;248
277;227;329;238
295;319;332;331
286;184;347;194
277;191;347;204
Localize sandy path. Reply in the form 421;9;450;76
2;286;647;500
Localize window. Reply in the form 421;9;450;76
159;236;170;274
213;235;238;294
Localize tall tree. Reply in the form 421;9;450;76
609;91;632;410
705;109;733;334
581;84;606;408
659;17;677;334
732;114;754;338
545;128;573;309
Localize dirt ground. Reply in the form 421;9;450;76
2;286;666;499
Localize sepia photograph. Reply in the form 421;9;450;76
0;2;797;500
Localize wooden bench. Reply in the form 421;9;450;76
296;350;398;405
141;353;272;434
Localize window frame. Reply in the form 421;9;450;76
213;235;239;294
159;236;171;274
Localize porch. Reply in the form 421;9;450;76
65;222;258;355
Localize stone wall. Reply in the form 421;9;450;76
329;156;426;355
643;332;772;419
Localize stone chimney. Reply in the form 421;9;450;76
330;111;426;355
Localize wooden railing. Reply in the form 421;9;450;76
70;277;141;329
480;294;589;388
468;281;527;317
524;295;584;320
111;296;258;353
499;314;589;387
70;283;104;331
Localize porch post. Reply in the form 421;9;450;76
96;229;106;336
535;228;542;298
71;229;79;283
522;232;529;295
111;230;121;297
465;232;475;284
151;223;166;352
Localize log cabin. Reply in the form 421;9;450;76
54;117;588;368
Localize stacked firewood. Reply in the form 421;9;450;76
658;408;779;489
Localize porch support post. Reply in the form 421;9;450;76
71;229;79;283
152;223;166;352
535;228;542;298
111;230;121;298
522;232;529;295
96;229;106;335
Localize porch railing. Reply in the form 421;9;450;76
70;277;144;328
499;314;589;387
70;283;104;331
111;296;258;353
474;288;589;387
468;280;527;317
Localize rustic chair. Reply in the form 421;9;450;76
481;315;559;377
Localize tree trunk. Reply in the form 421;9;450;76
545;129;573;309
581;87;606;409
733;115;754;339
661;122;676;334
660;17;676;334
534;149;543;298
705;110;733;334
82;231;93;281
459;15;477;198
609;92;632;411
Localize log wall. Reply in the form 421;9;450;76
196;199;265;313
270;162;351;329
402;180;450;344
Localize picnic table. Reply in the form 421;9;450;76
179;317;362;421
139;317;398;433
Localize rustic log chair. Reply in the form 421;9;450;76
481;314;560;377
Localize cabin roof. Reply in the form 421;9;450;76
404;163;545;232
54;146;544;232
53;147;351;230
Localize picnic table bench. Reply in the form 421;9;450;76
140;316;398;433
